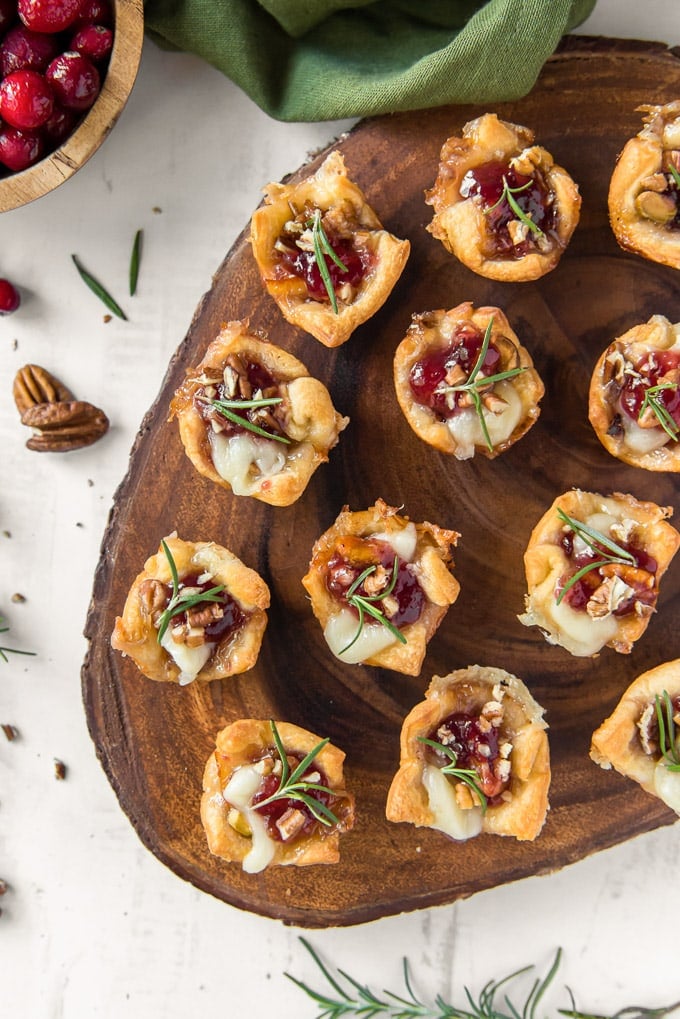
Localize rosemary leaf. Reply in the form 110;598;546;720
655;691;680;771
0;615;36;662
638;382;680;441
417;735;488;813
254;721;340;828
555;509;637;607
156;539;226;644
485;176;544;237
339;557;407;655
129;228;142;296
71;254;127;320
210;398;291;444
310;209;348;315
669;163;680;190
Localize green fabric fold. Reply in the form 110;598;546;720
143;0;597;122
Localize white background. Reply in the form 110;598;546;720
1;2;680;1016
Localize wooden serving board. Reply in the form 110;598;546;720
82;38;680;928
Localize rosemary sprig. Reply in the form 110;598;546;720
485;176;545;237
654;691;680;771
638;382;680;441
129;229;142;296
0;615;36;663
156;539;226;644
71;254;127;320
668;163;680;190
417;736;488;813
254;720;340;827
555;508;636;606
208;396;291;445
339;557;407;656
438;317;527;452
309;208;348;315
287;940;680;1019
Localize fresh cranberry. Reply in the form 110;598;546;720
0;0;18;32
0;122;44;169
72;0;111;27
69;23;112;63
0;69;54;129
42;101;77;144
0;24;60;76
46;50;99;110
18;0;84;33
0;278;20;314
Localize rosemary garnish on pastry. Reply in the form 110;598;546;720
339;557;407;655
156;539;226;644
486;176;545;237
555;509;637;605
638;381;680;440
309;208;348;315
254;720;340;827
655;691;680;772
417;735;488;811
208;395;292;444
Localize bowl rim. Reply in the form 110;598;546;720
0;0;145;213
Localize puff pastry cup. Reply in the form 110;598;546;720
590;660;680;816
519;490;680;658
426;113;580;282
393;301;544;460
386;666;550;842
170;321;348;507
608;101;680;269
111;534;270;685
589;314;680;472
301;499;460;675
249;151;410;347
201;718;355;873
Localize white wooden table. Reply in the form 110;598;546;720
2;2;680;1015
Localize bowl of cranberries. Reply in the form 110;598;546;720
0;0;143;211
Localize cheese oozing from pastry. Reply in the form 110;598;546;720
620;412;672;455
222;765;276;874
653;760;680;813
422;764;483;841
370;522;417;562
160;628;214;686
446;381;523;460
210;432;287;495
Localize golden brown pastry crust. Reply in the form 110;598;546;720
519;489;680;657
393;301;544;459
301;499;460;676
608;102;680;268
201;718;355;869
110;534;270;684
426;113;580;282
170;320;348;506
250;151;410;347
589;314;680;472
590;659;680;812
386;666;550;842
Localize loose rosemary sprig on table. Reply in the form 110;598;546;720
208;395;291;444
438;317;527;452
309;208;348;315
254;721;340;827
417;736;488;812
485;176;545;237
0;615;35;663
71;253;128;320
156;539;226;644
654;690;680;772
129;228;143;296
555;508;636;606
339;557;407;655
638;381;680;440
286;940;680;1019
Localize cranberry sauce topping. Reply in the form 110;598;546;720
409;323;500;419
426;711;509;803
275;209;374;304
195;356;288;442
164;573;246;643
558;527;657;615
326;537;425;629
251;753;335;842
618;349;680;432
459;159;555;256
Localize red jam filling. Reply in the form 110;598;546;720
251;754;335;841
163;573;246;642
426;711;509;803
408;324;500;419
196;359;288;442
459;159;555;256
558;531;657;615
275;219;374;303
325;538;425;629
618;350;680;431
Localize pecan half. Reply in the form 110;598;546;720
21;401;109;452
13;364;74;415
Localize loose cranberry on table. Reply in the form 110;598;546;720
18;0;83;33
46;51;99;110
0;68;54;128
0;122;43;169
0;277;20;313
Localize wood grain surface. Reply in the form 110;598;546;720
82;37;680;928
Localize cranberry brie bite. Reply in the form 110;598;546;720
426;113;580;282
250;151;410;347
591;660;680;816
111;534;269;685
201;719;355;873
589;315;680;471
386;666;550;842
302;499;460;675
171;321;348;506
393;302;544;459
608;102;680;269
519;490;680;658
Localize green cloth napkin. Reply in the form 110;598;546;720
143;0;597;122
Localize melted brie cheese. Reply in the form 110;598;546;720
223;765;276;873
446;381;523;460
538;597;618;658
653;760;680;814
370;522;417;562
324;607;398;664
620;414;670;455
422;765;483;841
210;432;287;495
160;629;213;686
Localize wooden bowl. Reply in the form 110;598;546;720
0;0;144;213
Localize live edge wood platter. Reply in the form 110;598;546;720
82;38;680;928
